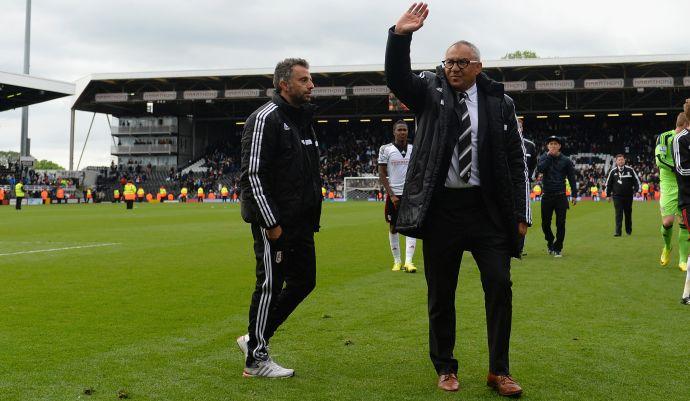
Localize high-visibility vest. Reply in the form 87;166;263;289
181;187;188;196
0;188;4;200
159;188;167;196
124;183;137;200
221;187;229;196
137;188;144;198
642;183;649;193
197;187;204;196
590;186;598;195
322;187;327;197
208;192;216;200
167;194;174;201
57;188;65;199
114;189;120;198
41;190;48;200
146;193;153;201
533;185;542;195
15;182;25;197
86;189;92;199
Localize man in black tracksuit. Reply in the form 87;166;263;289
237;58;322;378
518;119;537;180
519;119;537;256
536;136;577;257
673;102;690;303
605;154;640;236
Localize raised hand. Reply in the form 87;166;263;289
394;3;429;35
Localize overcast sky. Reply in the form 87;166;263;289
0;0;687;168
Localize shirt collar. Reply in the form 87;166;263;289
456;82;477;103
465;82;478;101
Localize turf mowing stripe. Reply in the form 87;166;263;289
0;243;120;256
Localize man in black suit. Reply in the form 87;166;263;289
386;3;531;396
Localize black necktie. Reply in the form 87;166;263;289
456;92;472;182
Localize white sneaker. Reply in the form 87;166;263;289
243;359;295;378
236;334;249;359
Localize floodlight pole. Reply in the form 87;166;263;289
20;0;31;157
69;109;75;171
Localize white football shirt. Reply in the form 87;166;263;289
378;143;413;196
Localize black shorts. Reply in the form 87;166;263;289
385;195;399;225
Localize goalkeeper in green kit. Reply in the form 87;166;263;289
656;112;690;271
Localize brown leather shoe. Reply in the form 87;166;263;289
438;373;459;392
487;373;523;397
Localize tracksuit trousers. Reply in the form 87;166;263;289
245;221;316;367
541;193;569;252
613;196;633;235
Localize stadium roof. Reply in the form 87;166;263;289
0;71;75;112
72;53;690;83
71;53;690;117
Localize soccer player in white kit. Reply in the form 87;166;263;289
378;120;417;272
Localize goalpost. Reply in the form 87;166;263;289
343;176;381;201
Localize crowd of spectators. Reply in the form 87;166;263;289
1;162;76;188
171;142;241;195
4;116;678;201
318;125;393;194
524;118;664;196
128;138;176;146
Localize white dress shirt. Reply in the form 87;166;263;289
445;82;480;188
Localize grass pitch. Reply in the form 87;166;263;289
0;200;687;401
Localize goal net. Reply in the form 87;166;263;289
343;176;381;201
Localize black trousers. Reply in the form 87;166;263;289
16;197;23;210
246;221;316;366
541;193;569;252
613;196;633;235
423;188;512;376
126;200;134;210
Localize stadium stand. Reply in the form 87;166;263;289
81;115;663;201
524;118;658;196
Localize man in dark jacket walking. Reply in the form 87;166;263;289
386;3;530;396
605;154;640;236
536;136;577;257
236;58;322;378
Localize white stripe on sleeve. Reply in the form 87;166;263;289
248;103;279;226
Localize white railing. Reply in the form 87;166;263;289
111;144;177;154
112;125;177;135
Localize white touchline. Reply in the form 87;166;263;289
0;243;121;257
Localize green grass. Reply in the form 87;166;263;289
0;200;687;401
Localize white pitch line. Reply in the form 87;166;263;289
0;243;120;257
